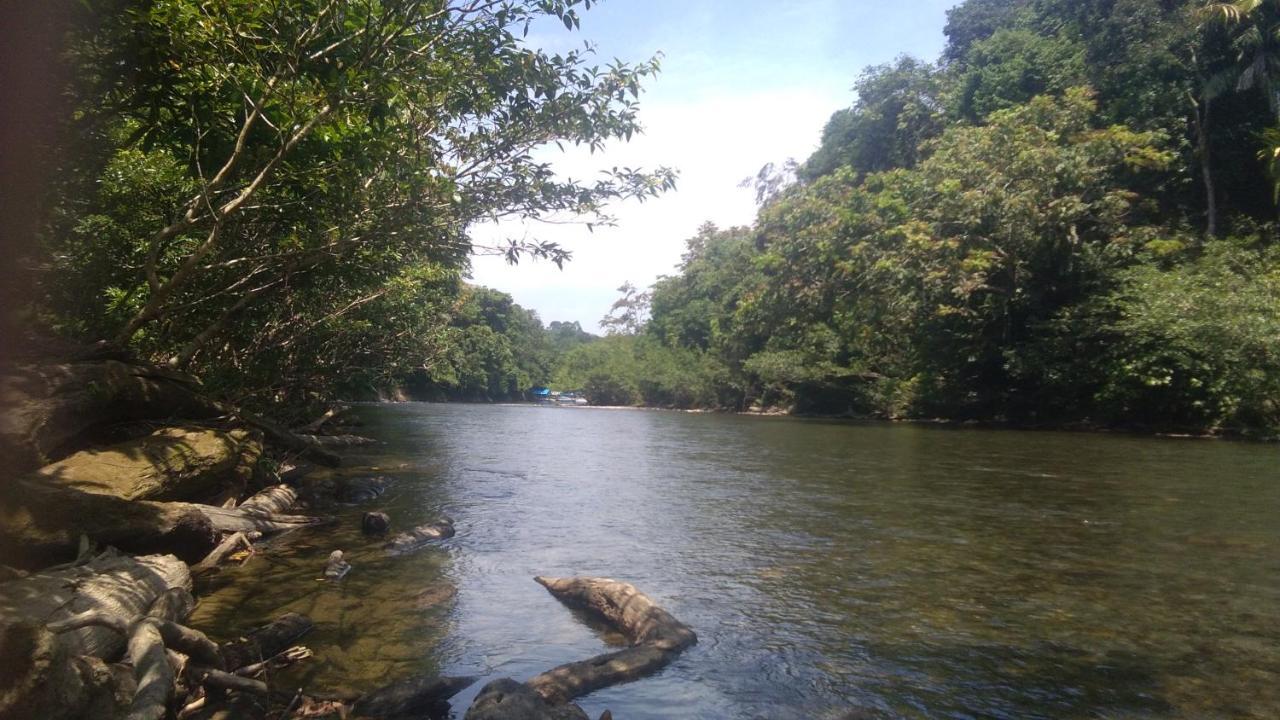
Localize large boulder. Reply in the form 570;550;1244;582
0;358;223;471
33;426;261;503
464;679;588;720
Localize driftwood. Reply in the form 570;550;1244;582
0;554;209;720
190;533;255;576
0;551;190;661
352;674;476;717
294;405;350;435
233;412;341;468
41;607;274;719
33;426;261;503
384;517;455;556
237;484;298;515
0;479;328;567
463;577;694;718
298;433;378;447
231;645;312;678
526;577;697;705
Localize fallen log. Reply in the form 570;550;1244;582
525;577;697;705
0;620;137;720
237;484;298;515
147;588;196;624
191;533;254;576
527;646;673;705
0;550;190;661
384;517;455;556
0;478;329;566
532;576;697;652
294;405;350;435
33;426;262;503
233;412;341;468
352;674;476;718
298;433;378;447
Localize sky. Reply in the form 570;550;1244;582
469;0;960;332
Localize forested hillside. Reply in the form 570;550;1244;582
20;0;671;419
561;0;1280;435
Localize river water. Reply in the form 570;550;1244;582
190;403;1279;719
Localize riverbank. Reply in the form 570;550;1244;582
404;397;1279;443
0;349;693;719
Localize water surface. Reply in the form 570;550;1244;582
191;404;1280;719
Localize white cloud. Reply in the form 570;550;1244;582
469;85;843;331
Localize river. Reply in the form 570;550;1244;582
190;403;1280;719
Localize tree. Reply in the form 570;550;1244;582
800;57;945;181
37;0;674;412
600;282;651;335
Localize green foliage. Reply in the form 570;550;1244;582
594;0;1280;434
954;29;1088;120
1097;239;1280;431
34;0;672;417
800;57;945;180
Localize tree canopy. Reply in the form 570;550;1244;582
556;0;1280;435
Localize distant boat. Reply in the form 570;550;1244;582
531;389;589;406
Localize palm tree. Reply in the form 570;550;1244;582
1203;0;1280;214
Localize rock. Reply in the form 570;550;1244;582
323;550;351;581
384;517;455;556
464;679;589;720
337;476;390;504
0;359;224;472
362;512;391;535
33;426;262;502
352;674;476;717
219;613;314;672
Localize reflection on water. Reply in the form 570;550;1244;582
191;404;1280;719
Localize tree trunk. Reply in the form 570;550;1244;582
524;577;697;706
0;550;190;662
1190;90;1218;237
0;478;327;568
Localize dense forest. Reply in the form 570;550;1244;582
16;0;671;420
555;0;1280;435
12;0;1280;435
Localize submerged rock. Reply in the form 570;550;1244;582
464;679;588;720
323;550;351;580
337;475;391;503
362;511;391;535
384;517;455;556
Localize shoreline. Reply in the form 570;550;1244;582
363;398;1278;443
